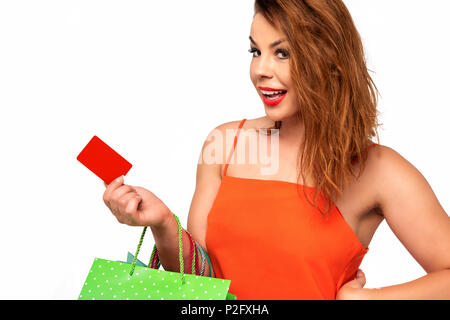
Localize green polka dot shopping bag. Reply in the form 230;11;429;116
78;213;236;300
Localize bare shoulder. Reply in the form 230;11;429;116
360;143;433;213
354;143;410;178
213;119;243;131
212;116;271;131
368;144;410;167
363;145;450;273
187;119;247;250
200;119;242;164
207;116;270;157
246;115;275;130
333;144;414;247
340;143;404;216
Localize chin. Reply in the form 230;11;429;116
264;107;291;122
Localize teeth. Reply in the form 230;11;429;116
261;89;285;95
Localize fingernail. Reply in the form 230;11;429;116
115;175;123;183
357;270;363;277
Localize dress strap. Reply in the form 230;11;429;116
222;118;247;178
350;142;378;165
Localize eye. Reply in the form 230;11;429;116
248;47;289;60
248;47;260;58
275;49;289;59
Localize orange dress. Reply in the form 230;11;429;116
205;118;377;300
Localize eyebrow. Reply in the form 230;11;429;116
249;36;286;48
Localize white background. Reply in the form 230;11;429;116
0;0;449;299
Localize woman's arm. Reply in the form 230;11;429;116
153;121;236;277
149;215;199;275
361;269;450;299
186;121;241;277
149;214;214;277
341;145;450;299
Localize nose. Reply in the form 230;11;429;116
254;54;274;79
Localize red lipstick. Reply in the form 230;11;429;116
258;86;288;107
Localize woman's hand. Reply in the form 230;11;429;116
335;269;371;300
103;175;171;228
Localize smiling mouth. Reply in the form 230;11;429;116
262;90;287;100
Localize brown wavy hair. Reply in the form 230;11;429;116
254;0;382;217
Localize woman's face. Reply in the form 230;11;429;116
249;13;299;121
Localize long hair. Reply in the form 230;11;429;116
254;0;382;217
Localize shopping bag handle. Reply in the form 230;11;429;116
148;222;197;275
146;213;197;275
129;212;190;285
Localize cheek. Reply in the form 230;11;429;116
286;90;297;105
249;65;256;84
286;92;300;113
280;67;292;87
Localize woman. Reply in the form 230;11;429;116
102;0;450;299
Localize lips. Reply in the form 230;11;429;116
261;91;287;106
258;86;288;107
258;86;286;91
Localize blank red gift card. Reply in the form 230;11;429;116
77;135;132;185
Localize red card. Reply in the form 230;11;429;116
77;135;132;185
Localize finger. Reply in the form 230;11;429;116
354;269;366;288
112;185;136;202
110;187;137;217
356;269;364;278
125;195;142;223
103;175;125;203
112;191;136;221
116;192;141;225
104;179;135;210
